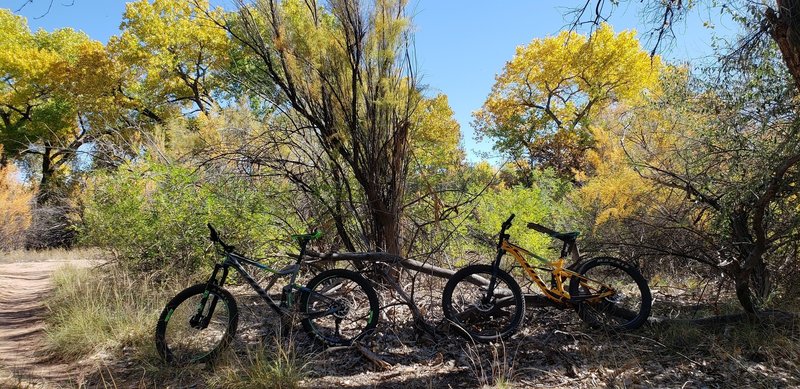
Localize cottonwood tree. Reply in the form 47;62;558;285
473;24;660;182
0;9;121;204
569;1;800;314
569;0;800;91
110;0;232;120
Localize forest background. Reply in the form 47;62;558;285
2;0;800;387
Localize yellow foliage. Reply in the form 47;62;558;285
574;67;697;227
576;125;652;225
474;23;661;177
0;164;33;250
411;94;463;171
109;0;231;116
0;9;123;157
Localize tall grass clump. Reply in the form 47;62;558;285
45;264;173;362
464;340;517;389
211;337;309;389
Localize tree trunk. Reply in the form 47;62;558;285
767;0;800;91
729;257;770;315
37;146;55;206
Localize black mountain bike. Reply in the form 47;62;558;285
155;224;380;365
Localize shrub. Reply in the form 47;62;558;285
81;159;297;273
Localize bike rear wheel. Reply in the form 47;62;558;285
569;257;651;331
300;269;379;346
441;264;525;342
155;283;238;364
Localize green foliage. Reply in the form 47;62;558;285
82;159;296;272
441;167;572;266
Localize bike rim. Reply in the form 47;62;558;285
578;265;645;329
447;271;520;339
305;276;374;344
163;291;231;364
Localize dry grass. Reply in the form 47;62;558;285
43;263;310;388
45;264;175;362
464;340;516;388
0;248;102;264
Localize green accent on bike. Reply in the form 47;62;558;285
195;290;210;311
291;230;323;242
368;310;374;323
164;308;174;323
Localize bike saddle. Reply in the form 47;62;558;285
551;231;579;242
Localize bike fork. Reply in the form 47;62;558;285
483;247;506;304
192;264;229;330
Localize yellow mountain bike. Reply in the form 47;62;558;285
442;214;651;342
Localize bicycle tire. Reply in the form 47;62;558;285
155;283;238;364
300;269;379;346
568;257;651;331
441;264;525;342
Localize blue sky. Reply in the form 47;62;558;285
11;0;739;161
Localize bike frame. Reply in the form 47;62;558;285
197;236;339;328
490;221;616;306
206;251;302;316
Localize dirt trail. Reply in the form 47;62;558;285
0;259;93;388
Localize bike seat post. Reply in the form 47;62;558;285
296;239;309;265
570;241;581;263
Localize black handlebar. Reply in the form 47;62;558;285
208;223;219;242
496;213;515;249
502;214;515;231
208;223;234;252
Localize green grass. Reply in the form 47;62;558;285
211;336;310;389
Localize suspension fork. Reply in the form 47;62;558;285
484;234;509;303
194;262;230;329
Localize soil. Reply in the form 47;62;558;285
0;259;94;388
1;258;799;388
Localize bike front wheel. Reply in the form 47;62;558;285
568;257;651;331
441;264;525;342
300;269;379;346
155;283;238;365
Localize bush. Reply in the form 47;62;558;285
82;159;297;273
0;165;33;251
